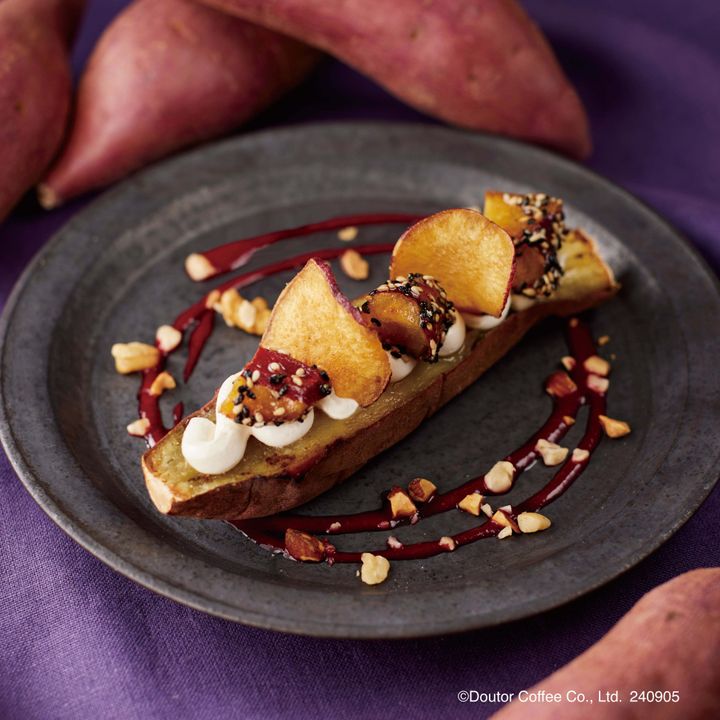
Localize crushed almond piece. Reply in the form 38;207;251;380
598;335;610;346
205;289;221;309
338;226;358;241
388;487;417;519
458;492;484;516
535;438;569;466
484;461;515;493
149;371;176;397
584;355;611;377
560;356;576;371
481;503;493;518
328;522;342;532
587;374;610;394
126;418;150;437
339;249;369;280
285;529;325;562
360;553;390;585
572;448;590;462
599;415;632;438
497;526;513;539
185;253;217;281
386;536;403;550
111;342;160;374
563;415;576;426
408;477;437;503
517;512;552;533
439;536;456;551
545;371;577;398
155;325;181;353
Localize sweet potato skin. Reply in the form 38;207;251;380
199;0;591;158
38;0;320;207
492;569;720;720
0;0;84;222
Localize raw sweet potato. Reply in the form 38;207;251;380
198;0;591;158
492;569;720;720
0;0;84;223
38;0;319;208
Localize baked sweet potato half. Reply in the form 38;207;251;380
142;229;616;520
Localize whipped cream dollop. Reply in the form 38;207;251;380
387;352;417;383
182;374;357;474
438;310;466;357
462;296;511;331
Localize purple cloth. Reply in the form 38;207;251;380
1;2;718;718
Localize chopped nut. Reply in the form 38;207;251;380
328;522;342;532
387;487;417;519
587;374;610;394
599;415;631;438
563;415;576;426
360;553;390;585
386;535;403;550
572;448;590;462
439;536;456;551
545;371;578;398
517;512;552;533
569;317;579;328
584;355;611;377
213;287;271;335
285;528;325;562
408;477;437;503
338;226;359;241
481;503;493;517
492;509;520;533
185;252;217;281
126;418;150;437
560;356;576;371
497;526;513;539
111;342;160;374
535;438;569;466
205;289;221;309
155;325;182;353
458;492;484;516
149;371;176;397
339;249;369;280
598;335;610;346
484;461;515;493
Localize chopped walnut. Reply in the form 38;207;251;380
126;418;150;437
481;503;493;518
111;342;160;374
149;371;176;397
338;226;359;241
545;371;578;398
339;249;369;280
285;529;325;562
156;325;181;353
535;438;569;466
386;536;403;550
563;415;576;426
388;487;417;519
439;536;456;551
584;355;611;377
560;356;576;371
484;461;515;493
572;448;590;462
360;553;390;585
458;492;484;516
517;512;552;533
497;526;513;540
185;253;216;281
597;335;611;346
587;374;610;394
599;415;631;438
408;477;437;503
213;288;271;336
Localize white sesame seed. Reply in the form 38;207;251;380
251;370;260;382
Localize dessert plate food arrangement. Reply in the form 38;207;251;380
1;124;718;637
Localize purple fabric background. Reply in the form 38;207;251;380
1;2;718;718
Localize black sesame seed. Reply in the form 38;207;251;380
269;373;286;385
370;317;382;327
245;389;256;400
278;385;289;397
360;301;370;314
319;370;329;381
319;383;332;397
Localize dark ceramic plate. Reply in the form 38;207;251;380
1;124;719;638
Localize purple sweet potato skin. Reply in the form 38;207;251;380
0;0;84;222
492;569;720;720
199;0;591;158
39;0;319;207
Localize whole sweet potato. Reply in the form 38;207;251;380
492;569;720;720
198;0;591;158
0;0;84;223
39;0;319;208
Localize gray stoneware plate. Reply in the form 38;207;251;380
1;124;719;638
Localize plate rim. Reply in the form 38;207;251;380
1;121;719;638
